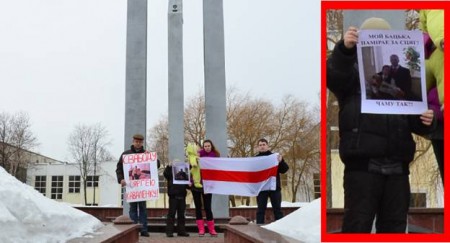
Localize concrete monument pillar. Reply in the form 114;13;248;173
123;0;148;216
168;0;185;162
203;0;229;218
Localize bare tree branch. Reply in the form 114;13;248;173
68;123;111;205
0;111;38;180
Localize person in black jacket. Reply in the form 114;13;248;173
255;138;289;224
388;54;413;100
115;134;161;237
327;17;436;233
163;163;190;237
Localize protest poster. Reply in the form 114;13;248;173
356;30;427;114
122;152;159;202
172;161;190;185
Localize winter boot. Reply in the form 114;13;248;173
206;220;218;237
166;217;175;237
177;218;190;237
196;219;205;236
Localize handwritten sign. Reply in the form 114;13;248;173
122;152;159;202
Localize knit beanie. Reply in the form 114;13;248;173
360;17;392;30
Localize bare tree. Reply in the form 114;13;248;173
0;113;14;171
284;105;320;201
326;10;344;56
68;123;112;205
147;117;169;167
326;9;344;208
409;134;441;207
228;98;274;157
405;9;420;30
146;117;169;208
184;91;206;145
262;96;320;202
0;111;38;181
326;91;340;208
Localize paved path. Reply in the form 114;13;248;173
138;233;224;243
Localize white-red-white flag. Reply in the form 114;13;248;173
199;154;279;196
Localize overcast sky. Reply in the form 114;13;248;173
0;0;321;162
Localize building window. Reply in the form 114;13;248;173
35;176;46;196
51;176;63;200
410;193;427;207
313;173;321;199
68;176;81;193
86;176;99;187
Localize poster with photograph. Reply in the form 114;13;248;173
122;152;159;202
172;161;190;185
356;30;427;114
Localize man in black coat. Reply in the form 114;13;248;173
389;54;413;100
255;138;289;224
115;134;160;237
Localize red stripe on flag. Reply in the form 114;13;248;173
200;166;278;183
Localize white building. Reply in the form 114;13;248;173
26;160;120;206
26;160;175;208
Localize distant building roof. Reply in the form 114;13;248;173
0;142;65;164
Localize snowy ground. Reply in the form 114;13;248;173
263;198;321;242
0;165;320;242
0;167;103;243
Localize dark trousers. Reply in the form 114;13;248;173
256;190;283;224
167;197;186;220
341;171;410;233
192;190;213;220
431;139;444;184
167;196;187;234
129;201;148;233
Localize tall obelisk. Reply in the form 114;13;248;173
203;0;229;218
123;0;148;215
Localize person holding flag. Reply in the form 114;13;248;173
188;140;219;237
254;138;289;225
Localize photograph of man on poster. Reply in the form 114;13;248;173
128;164;151;180
362;49;419;101
173;162;190;185
357;29;428;114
